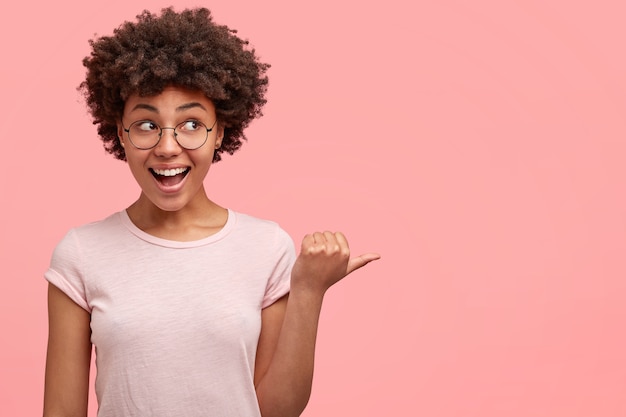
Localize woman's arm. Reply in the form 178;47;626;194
255;231;379;417
43;283;92;417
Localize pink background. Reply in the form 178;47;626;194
1;0;625;415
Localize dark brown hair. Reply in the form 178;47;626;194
80;7;269;162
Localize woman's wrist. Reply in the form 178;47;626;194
288;279;327;304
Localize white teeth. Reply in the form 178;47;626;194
152;167;188;176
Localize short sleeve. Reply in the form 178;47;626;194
44;229;90;312
262;226;296;308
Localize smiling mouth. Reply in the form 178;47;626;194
150;167;190;187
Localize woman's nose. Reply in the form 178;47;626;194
154;127;182;156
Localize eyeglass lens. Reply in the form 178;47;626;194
127;120;211;150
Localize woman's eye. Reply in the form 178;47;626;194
180;120;200;131
137;121;158;131
130;121;158;133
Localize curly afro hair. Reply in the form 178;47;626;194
79;7;270;162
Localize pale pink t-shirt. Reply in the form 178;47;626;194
45;209;295;417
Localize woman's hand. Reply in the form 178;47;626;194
256;231;379;416
290;231;380;295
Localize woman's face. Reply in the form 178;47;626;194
117;86;223;212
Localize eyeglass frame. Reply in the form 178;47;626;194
121;118;218;150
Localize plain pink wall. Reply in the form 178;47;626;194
1;0;625;415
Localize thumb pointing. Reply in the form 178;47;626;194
346;253;381;275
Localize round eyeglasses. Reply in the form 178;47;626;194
122;119;217;150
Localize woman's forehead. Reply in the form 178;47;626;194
124;86;215;114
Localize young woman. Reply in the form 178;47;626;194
43;7;379;417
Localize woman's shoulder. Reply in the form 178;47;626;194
56;211;127;247
72;211;125;233
229;210;294;246
231;210;278;228
47;211;127;275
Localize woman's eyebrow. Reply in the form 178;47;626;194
129;102;207;113
176;102;207;112
130;103;159;113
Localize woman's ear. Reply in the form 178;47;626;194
215;124;225;149
116;123;125;147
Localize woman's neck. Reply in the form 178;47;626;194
125;191;228;241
